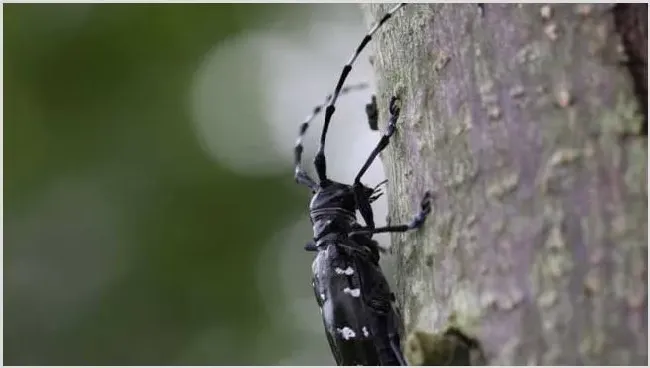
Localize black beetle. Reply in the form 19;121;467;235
292;3;431;365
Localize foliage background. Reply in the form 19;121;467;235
4;3;396;365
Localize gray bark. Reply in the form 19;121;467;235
362;3;647;365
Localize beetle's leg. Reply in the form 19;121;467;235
389;338;407;366
352;96;401;229
352;96;400;229
353;185;377;229
354;96;401;185
348;191;432;236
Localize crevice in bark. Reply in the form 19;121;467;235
613;3;648;135
404;327;486;366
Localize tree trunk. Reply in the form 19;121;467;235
362;3;647;365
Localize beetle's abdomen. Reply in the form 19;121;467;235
311;242;405;365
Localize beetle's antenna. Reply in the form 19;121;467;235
313;3;407;184
294;83;368;190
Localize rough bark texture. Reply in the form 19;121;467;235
362;3;647;365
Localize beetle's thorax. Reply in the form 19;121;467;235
309;181;359;240
309;181;356;217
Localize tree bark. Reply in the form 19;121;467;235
362;3;647;365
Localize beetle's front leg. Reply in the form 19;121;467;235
354;96;401;185
348;191;432;236
353;96;402;229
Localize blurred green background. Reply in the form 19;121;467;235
4;3;386;365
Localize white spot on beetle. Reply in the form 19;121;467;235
362;326;370;337
334;266;354;275
337;326;356;340
320;293;326;301
343;287;361;297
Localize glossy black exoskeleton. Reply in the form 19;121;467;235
307;178;431;366
292;3;432;365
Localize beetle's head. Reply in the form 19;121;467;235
309;180;362;215
308;179;385;222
